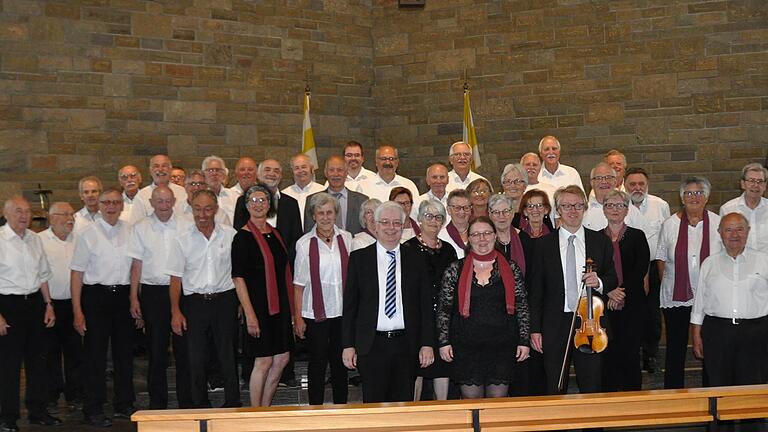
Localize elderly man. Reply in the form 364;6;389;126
536;135;585;192
342;201;434;402
70;188;135;427
228;157;258;197
358;145;419;202
178;170;231;227
39;203;83;413
719;162;768;253
132;154;188;219
202;155;237;222
304;156;368;234
582;162;646;232
118;165;143;224
74;176;103;232
343;140;375;190
0;197;60;431
691;213;768;386
170;167;186;188
282;153;324;226
167;190;240;408
604;150;627;191
412;163;450;220
446;141;487;193
520;152;557;210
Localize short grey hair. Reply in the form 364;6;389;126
417;199;447;224
186;169;205;183
488;194;514;211
359;198;382;229
604;189;630;206
307;192;339;216
501;163;528;187
374;200;406;224
590;162;617;179
538;135;560;153
741;162;768;181
449;141;468;156
520;152;540;164
679;176;711;200
719;212;750;229
201;155;229;176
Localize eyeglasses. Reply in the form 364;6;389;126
204;168;224;174
377;219;403;228
525;203;545;210
558;203;585;211
502;179;526;186
471;190;489;196
469;231;495;239
744;178;766;185
490;208;512;217
450;152;472;158
603;203;628;210
50;212;75;217
377;156;398;162
449;204;471;212
344;152;362;158
170;175;185;181
591;175;616;182
187;181;206;187
395;200;413;207
683;190;706;198
423;213;444;222
248;197;269;205
119;172;139;180
99;200;122;206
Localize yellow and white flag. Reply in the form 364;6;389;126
302;92;318;167
463;89;481;170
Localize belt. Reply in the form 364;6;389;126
707;315;768;326
376;329;406;339
51;298;72;304
188;292;230;301
0;291;41;300
86;284;129;293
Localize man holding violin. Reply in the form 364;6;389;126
529;185;618;394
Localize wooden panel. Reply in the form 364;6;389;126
137;420;200;432
481;413;713;432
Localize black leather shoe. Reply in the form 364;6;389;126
112;406;136;419
0;421;19;432
29;413;63;426
83;414;112;428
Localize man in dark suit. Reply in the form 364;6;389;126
529;184;617;395
342;201;434;403
304;155;368;234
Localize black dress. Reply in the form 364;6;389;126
404;237;457;379
231;228;295;358
438;259;530;386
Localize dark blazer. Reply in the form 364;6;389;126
342;242;433;356
234;192;303;268
302;188;368;235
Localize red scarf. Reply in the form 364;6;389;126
246;220;294;316
458;250;516;318
446;222;467;250
520;217;551;238
309;234;349;322
603;224;627;287
673;211;710;302
502;227;526;276
409;217;421;237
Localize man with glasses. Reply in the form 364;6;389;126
170;167;186;188
132;154;187;219
282;153;324;226
438;189;472;259
342;141;375;190
719;162;768;252
358;145;419;202
117;165;143;224
202;155;237;223
446;141;487;193
529;185;617;394
582;162;646;232
342;201;434;402
413;163;451;221
177;170;231;227
70;188;135;426
74;176;103;233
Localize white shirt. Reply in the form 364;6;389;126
38;228;75;300
0;224;51;295
281;181;325;226
375;242;405;331
411;190;449;222
345;167;376;191
538;163;584;192
352;231;376;251
166;223;236;295
656;211;723;308
177;201;232;228
719;194;768;253
445;170;486;193
212;187;238;224
73;207;101;233
70;219;132;286
691;248;768;324
119;190;142;225
358;173;420;203
132;182;188;220
126;213;179;286
558;226;603;312
438;224;467;259
634;194;671;258
228;183;245;197
582;196;648;234
293;227;352;320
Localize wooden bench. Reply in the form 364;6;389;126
132;384;768;432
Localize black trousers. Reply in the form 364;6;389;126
140;285;192;409
542;312;603;394
0;292;48;423
46;299;84;403
81;284;135;416
603;308;643;391
305;317;347;405
642;261;662;361
181;291;240;408
357;333;415;403
662;306;691;389
702;315;768;387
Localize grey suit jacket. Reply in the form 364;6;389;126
303;188;368;235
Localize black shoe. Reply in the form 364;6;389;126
29;413;63;426
0;421;19;432
47;401;60;414
83;414;112;428
112;406;136;419
278;377;299;388
643;357;657;373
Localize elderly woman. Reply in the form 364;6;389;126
390;187;420;243
351;198;381;251
601;190;650;392
232;184;294;406
466;178;494;218
438;216;530;399
488;194;526;276
439;190;472;259
657;176;721;389
293;193;352;405
518;189;555;239
404;200;457;401
500;163;528;225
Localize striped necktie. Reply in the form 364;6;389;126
385;250;397;318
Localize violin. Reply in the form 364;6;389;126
572;258;608;354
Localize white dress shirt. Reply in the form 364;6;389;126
166;223;236;295
282;181;325;226
656;211;722;308
70;219;132;286
634;194;671;258
445;170;486;193
375;242;405;331
345;166;376;191
538;163;584;192
352;231;376;251
293;226;352;320
582;196;648;234
38;228;75;300
213;187;238;224
73;207;101;233
358;173;420;203
558;226;603;313
119;191;142;225
0;224;51;295
131;182;188;220
127;213;179;286
719;194;768;253
690;248;768;324
177;201;232;228
438;225;467;259
228;183;245;197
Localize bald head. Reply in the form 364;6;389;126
150;185;176;221
719;212;750;257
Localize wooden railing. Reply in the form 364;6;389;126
132;384;768;432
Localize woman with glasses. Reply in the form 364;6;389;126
466;178;493;218
389;187;420;243
600;190;650;391
439;190;473;259
488;195;526;277
437;216;530;399
232;184;294;406
404;200;457;401
656;176;722;389
351;198;381;251
500;164;528;227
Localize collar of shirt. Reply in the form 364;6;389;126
427;189;447;202
123;191;138;203
348;167;374;182
376;240;400;256
541;163;564;178
448;169;477;185
0;223;29;242
738;193;768;210
373;173;403;186
150;213;177;231
558;225;585;245
42;227;73;244
328;186;348;198
96;218;123;236
588;196;602;210
290;182;320;194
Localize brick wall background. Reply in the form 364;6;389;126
1;0;766;210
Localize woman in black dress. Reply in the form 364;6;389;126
404;199;457;400
232;184;294;406
438;216;530;399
